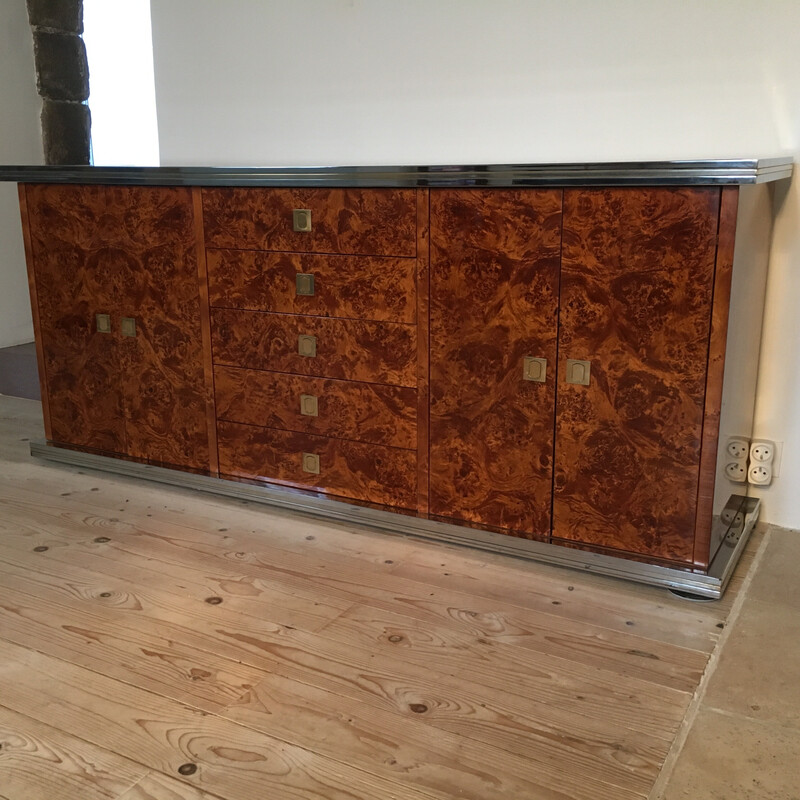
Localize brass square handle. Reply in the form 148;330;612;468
523;356;547;383
565;359;591;386
298;334;317;357
120;317;137;338
296;273;315;296
293;209;312;232
301;452;320;474
300;394;319;417
95;313;111;334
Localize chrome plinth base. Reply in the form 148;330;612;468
30;441;758;599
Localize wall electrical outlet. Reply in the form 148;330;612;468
750;439;775;463
726;437;750;460
748;463;772;486
725;461;748;483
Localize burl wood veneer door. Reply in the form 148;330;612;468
429;189;562;537
554;188;721;562
106;186;210;470
24;184;126;452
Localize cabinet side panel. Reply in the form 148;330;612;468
110;186;210;471
555;188;720;563
18;184;52;439
709;184;775;551
429;189;562;538
24;184;126;453
692;186;738;568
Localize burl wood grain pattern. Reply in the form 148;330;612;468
211;308;417;387
214;365;417;449
554;188;721;562
192;187;220;476
24;184;127;453
104;186;209;470
202;188;417;257
415;189;431;514
217;420;417;509
694;186;739;568
24;185;210;470
429;189;562;537
207;249;416;323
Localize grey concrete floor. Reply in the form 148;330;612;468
657;525;800;799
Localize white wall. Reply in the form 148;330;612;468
83;0;159;166
150;0;800;527
0;2;42;347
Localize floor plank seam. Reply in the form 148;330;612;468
646;523;772;800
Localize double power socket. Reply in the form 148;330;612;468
725;437;779;486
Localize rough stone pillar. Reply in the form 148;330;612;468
27;0;91;164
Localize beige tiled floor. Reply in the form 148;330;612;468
659;526;800;799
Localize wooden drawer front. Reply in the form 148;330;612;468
217;421;416;509
215;365;417;449
207;249;416;323
202;188;417;257
211;309;417;387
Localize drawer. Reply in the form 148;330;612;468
215;365;417;449
212;308;417;387
217;420;417;509
202;188;417;257
207;249;416;323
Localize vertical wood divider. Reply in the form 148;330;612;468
416;188;430;514
18;183;53;440
192;187;219;476
693;186;739;568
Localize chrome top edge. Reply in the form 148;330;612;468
0;158;793;187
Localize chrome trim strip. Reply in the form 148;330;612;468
1;158;792;187
30;441;756;598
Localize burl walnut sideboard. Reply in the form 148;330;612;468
1;159;793;598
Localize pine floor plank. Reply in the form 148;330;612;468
0;499;351;634
116;771;229;800
0;576;265;714
389;546;728;649
0;640;440;800
0;396;749;800
224;667;653;800
0;703;147;800
0;532;684;747
0;492;712;691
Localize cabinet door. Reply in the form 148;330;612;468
25;184;127;453
107;186;210;470
430;189;562;537
554;188;720;562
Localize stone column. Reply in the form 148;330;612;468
27;0;91;165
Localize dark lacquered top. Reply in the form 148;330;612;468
0;158;792;187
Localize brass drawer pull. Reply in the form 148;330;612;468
96;313;111;333
297;334;317;357
565;359;591;386
523;356;546;383
120;317;137;338
293;209;312;232
300;394;318;417
302;452;320;474
296;272;315;296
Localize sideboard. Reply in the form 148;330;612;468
2;159;792;597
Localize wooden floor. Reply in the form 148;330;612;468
0;394;758;800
